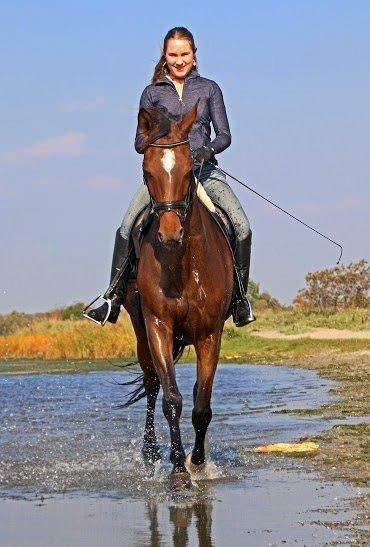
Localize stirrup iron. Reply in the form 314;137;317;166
83;294;112;326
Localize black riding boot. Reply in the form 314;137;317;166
232;231;256;327
85;229;130;325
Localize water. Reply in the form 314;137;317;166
0;363;366;545
0;363;336;493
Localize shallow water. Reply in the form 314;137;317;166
0;364;365;545
0;363;336;493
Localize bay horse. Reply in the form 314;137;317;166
123;104;234;490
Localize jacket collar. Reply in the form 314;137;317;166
154;69;200;86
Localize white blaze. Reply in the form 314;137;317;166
161;149;175;182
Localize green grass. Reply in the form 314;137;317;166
0;359;134;375
249;307;370;333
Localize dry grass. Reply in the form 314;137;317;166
0;315;137;360
0;308;368;361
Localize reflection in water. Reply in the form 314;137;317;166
146;501;162;547
144;491;214;547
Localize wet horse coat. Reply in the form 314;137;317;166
123;104;234;488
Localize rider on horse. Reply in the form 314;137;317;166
85;27;255;328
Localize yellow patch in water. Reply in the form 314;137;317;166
253;441;319;454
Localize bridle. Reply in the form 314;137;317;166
147;139;196;220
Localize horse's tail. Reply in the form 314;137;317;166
116;339;187;408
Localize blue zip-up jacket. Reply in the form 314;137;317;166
134;69;231;161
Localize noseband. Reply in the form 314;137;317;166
147;139;195;219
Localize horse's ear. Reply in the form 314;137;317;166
138;108;152;136
178;100;199;136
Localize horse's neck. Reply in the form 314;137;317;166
184;198;210;260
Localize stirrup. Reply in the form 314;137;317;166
83;294;112;326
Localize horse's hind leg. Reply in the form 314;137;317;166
191;333;222;466
142;370;161;463
123;287;162;465
134;329;162;464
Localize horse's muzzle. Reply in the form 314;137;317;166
158;210;184;247
158;228;184;247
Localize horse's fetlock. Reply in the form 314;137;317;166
192;405;212;429
191;448;205;466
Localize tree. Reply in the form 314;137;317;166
293;260;370;310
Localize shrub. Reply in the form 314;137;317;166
60;302;85;321
0;311;35;335
293;260;370;310
247;280;282;310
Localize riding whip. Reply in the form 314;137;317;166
208;160;343;264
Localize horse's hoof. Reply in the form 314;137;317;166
170;471;193;491
185;453;206;475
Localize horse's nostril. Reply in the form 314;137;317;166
179;228;184;239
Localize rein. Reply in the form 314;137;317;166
147;139;195;218
148;139;189;149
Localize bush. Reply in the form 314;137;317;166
0;311;35;335
247;280;282;310
293;260;370;310
60;302;85;321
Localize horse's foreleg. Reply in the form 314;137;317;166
145;318;189;482
192;333;222;466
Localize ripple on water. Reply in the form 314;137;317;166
0;363;338;495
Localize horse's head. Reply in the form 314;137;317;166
137;104;198;247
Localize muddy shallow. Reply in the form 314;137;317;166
0;364;366;545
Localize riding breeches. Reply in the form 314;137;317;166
119;162;251;241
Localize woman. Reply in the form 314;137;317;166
85;26;254;327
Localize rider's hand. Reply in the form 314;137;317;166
192;145;215;164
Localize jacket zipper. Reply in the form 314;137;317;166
166;79;185;118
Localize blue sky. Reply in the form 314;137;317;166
1;1;369;313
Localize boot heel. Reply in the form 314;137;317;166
232;298;256;327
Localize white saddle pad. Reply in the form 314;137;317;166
196;182;216;212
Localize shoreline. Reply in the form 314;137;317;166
1;347;369;542
1;335;368;486
1;345;368;487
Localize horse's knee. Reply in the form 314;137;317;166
162;391;183;421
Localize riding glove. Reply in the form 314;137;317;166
192;145;215;164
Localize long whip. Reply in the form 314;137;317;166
208;160;343;264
